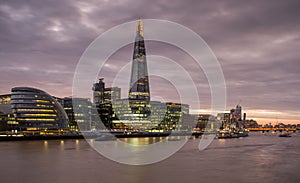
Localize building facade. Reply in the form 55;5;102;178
60;97;94;131
93;78;105;104
162;102;189;130
235;104;242;121
10;87;68;131
217;112;231;129
128;18;150;101
92;78;121;129
194;114;215;131
0;96;17;132
90;19;191;132
111;99;166;130
111;100;190;131
0;94;11;104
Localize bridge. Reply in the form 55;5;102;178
247;127;297;132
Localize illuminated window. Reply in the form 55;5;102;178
36;100;50;103
24;114;57;117
17;118;55;121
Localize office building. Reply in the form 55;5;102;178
194;114;215;131
235;104;242;121
128;18;150;101
10;87;68;131
0;94;11;104
91;19;190;131
162;102;189;130
217;113;231;129
92;78;121;129
0;96;17;131
60;97;93;131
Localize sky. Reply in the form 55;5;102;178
0;0;299;124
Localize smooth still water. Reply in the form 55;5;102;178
0;132;299;183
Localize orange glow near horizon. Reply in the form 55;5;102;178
190;109;300;125
252;118;299;125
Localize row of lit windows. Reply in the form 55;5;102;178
11;104;53;108
113;104;150;107
12;94;48;98
74;113;84;117
11;100;51;104
123;114;147;117
15;109;55;112
112;107;147;110
23;114;57;117
16;118;55;121
136;82;146;85
36;100;50;103
7;121;18;124
36;104;53;108
129;92;149;96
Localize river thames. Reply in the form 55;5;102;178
0;132;299;183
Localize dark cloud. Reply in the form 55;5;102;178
0;0;299;123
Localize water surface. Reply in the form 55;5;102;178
0;132;299;183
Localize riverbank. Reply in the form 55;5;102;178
0;131;191;141
0;135;84;141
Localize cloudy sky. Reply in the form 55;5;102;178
1;0;299;124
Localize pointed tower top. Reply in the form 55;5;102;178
137;18;144;37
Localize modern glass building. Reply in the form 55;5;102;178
111;100;191;131
0;94;11;104
90;19;190;132
217;113;231;129
194;114;215;131
234;104;242;121
0;96;17;132
92;78;121;129
61;97;93;131
128;18;150;101
93;78;105;104
93;78;121;104
10;87;68;131
162;102;189;130
112;99;167;130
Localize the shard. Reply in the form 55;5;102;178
128;18;150;101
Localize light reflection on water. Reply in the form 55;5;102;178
0;132;299;183
89;136;190;165
118;136;187;145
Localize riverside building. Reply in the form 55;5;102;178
10;87;68;132
91;19;190;131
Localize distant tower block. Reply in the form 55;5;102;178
128;18;150;101
92;78;105;104
235;105;242;121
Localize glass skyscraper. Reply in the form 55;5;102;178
128;18;150;101
97;19;190;131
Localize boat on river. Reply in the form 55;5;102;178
217;129;249;139
279;132;292;137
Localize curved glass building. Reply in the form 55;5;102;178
11;87;68;131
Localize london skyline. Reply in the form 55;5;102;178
0;0;299;124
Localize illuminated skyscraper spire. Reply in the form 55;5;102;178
128;18;150;101
137;18;144;37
